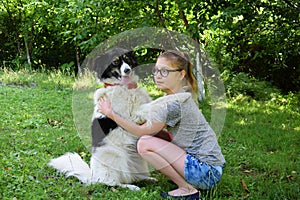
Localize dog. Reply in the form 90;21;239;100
48;48;154;191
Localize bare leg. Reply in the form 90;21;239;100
137;135;198;196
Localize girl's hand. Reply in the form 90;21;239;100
98;97;113;119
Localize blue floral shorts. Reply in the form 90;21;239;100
184;154;223;190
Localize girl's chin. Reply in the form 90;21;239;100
156;84;165;89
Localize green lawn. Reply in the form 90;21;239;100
0;69;299;199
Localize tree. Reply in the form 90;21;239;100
204;0;300;92
0;0;299;92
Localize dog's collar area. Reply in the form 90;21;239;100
104;83;120;88
104;82;138;89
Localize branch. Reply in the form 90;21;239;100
178;4;189;28
175;1;200;43
155;0;167;28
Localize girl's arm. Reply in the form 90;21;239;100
98;97;165;137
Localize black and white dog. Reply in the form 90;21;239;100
91;49;139;145
48;48;153;191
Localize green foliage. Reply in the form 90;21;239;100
1;69;299;199
204;0;300;92
0;0;299;92
0;67;75;89
0;0;77;70
139;76;164;100
222;70;280;100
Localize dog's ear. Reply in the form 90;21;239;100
92;48;124;78
93;54;113;79
125;51;138;68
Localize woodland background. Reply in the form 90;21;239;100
0;0;299;93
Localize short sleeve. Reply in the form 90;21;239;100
166;101;181;127
147;100;181;127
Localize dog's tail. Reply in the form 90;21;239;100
48;152;91;184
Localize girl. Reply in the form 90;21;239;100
98;50;225;199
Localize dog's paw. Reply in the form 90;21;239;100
119;184;141;191
93;104;106;119
94;112;106;119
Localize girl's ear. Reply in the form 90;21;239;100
179;70;186;80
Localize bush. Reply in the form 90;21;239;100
222;70;280;100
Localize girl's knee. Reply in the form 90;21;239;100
137;135;153;154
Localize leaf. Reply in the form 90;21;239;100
241;178;250;193
47;118;62;127
286;175;294;181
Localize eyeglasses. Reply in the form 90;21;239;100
152;67;182;77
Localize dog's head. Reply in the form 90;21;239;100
93;48;138;85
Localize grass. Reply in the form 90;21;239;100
0;69;299;199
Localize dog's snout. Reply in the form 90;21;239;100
121;62;132;76
124;68;131;74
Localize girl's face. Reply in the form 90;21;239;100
153;57;186;94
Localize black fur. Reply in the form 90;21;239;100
91;118;118;147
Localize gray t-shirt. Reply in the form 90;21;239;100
152;92;225;166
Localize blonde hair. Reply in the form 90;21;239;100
158;50;199;104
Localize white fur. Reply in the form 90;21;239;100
120;61;131;76
48;73;154;191
48;152;91;184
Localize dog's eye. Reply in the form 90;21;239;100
112;57;120;65
122;55;129;62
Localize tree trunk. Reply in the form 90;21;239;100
24;35;32;69
195;45;205;101
76;45;81;72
